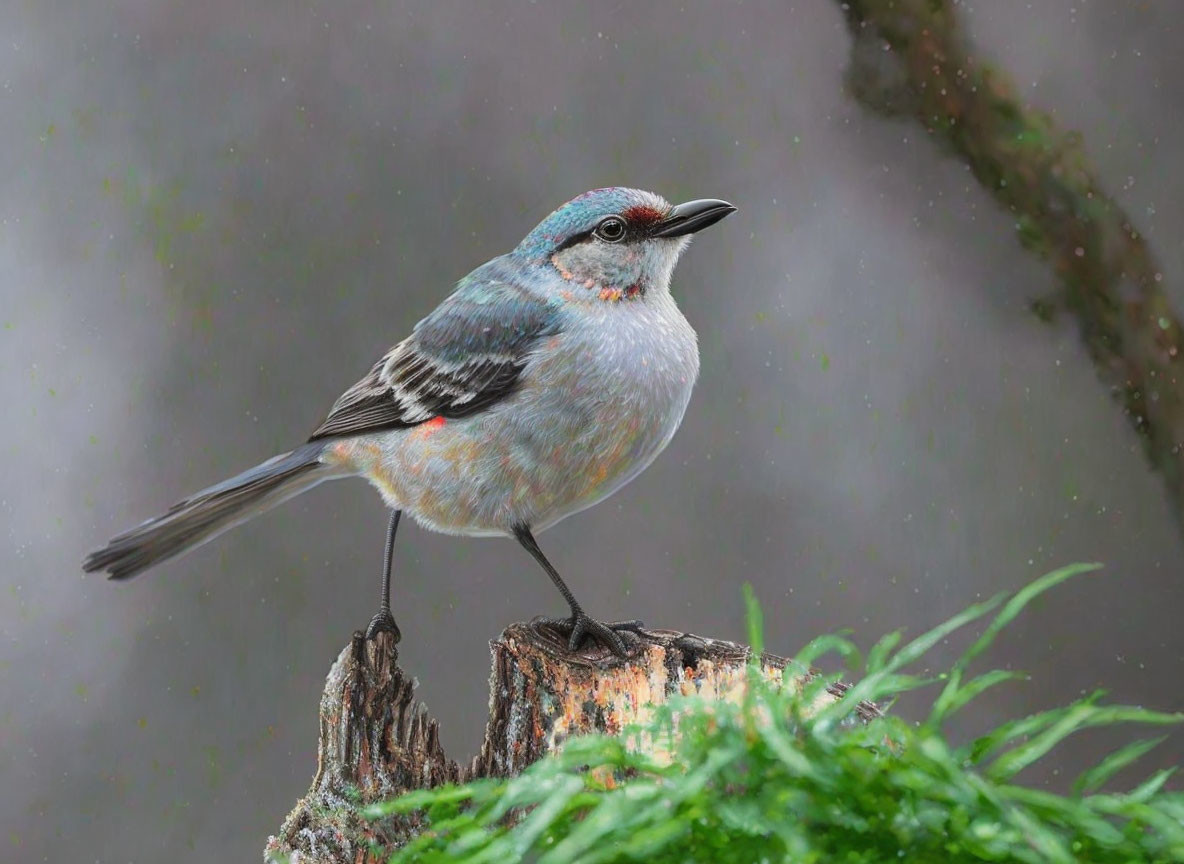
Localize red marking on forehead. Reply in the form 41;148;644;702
424;416;446;429
621;205;665;226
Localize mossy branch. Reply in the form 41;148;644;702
838;0;1184;532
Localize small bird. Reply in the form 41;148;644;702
84;187;735;656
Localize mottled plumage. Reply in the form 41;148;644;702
84;187;735;655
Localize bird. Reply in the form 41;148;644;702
83;187;736;656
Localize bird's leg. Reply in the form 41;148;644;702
365;510;402;641
513;525;644;657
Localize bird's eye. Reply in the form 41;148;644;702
595;216;627;243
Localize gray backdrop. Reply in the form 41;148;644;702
2;1;1182;861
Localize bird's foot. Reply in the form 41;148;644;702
535;613;646;658
364;609;402;642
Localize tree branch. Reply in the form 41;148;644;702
839;0;1184;532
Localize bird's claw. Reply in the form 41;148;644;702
537;614;645;657
364;609;402;642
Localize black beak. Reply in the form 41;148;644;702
651;198;737;238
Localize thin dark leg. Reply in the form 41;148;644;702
513;524;644;657
514;524;583;616
365;510;402;641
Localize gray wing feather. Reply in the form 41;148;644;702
309;261;560;441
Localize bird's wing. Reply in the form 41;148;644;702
309;267;561;441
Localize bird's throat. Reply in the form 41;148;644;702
549;253;646;303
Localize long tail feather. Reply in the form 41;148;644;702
84;441;335;580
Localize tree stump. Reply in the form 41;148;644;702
264;621;877;863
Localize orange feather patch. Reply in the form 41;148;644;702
417;416;447;438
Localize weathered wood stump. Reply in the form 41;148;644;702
264;621;877;863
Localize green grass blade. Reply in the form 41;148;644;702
864;629;902;673
1073;736;1168;796
931;564;1099;731
988;703;1182;782
884;593;1005;672
959;563;1101;673
364;784;478;818
791;632;862;675
742;582;764;658
503;774;584;856
810;592;1004;728
968;703;1082;764
929;669;1029;726
1125;767;1177;803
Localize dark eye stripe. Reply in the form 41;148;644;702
551;210;659;254
552;228;597;254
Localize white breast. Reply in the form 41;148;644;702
519;292;700;528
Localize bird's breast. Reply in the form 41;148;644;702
350;298;699;536
511;297;700;521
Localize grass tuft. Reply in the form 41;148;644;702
366;563;1183;863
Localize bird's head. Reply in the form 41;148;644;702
514;187;735;301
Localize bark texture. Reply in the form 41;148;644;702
839;0;1184;533
264;621;875;863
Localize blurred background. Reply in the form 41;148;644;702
2;1;1182;860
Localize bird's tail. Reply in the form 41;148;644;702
84;441;339;580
